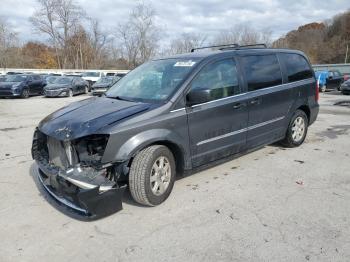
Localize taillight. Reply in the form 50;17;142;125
315;78;319;102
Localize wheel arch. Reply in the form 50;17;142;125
297;105;310;123
108;129;190;175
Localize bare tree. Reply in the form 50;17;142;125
0;18;19;68
117;1;160;68
166;33;207;55
213;24;272;47
30;0;85;68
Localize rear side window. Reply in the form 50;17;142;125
241;55;282;91
189;59;240;101
280;53;313;82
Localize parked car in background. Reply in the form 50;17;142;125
315;70;344;92
44;76;89;97
32;44;319;217
315;71;327;92
340;79;350;95
43;75;59;86
6;72;22;75
91;76;121;96
116;72;127;78
81;71;105;90
0;74;45;98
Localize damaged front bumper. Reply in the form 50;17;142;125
32;129;127;218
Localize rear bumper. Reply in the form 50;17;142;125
92;89;107;96
309;103;319;126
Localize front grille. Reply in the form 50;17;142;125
45;90;62;96
33;130;78;170
0;89;13;96
47;136;78;169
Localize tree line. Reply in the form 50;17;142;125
0;0;349;70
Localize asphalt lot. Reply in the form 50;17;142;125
1;92;350;262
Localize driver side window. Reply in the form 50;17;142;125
189;59;240;101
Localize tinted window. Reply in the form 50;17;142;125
280;53;313;82
333;71;341;77
189;59;240;101
33;75;41;80
242;55;282;91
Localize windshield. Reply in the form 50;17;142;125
46;76;57;84
106;59;198;102
54;77;72;84
5;75;27;82
82;72;99;77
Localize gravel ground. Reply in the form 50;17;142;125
0;92;350;262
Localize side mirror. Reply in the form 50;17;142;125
186;88;211;107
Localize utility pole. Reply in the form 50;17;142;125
345;44;349;64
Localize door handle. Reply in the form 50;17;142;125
250;98;259;105
233;103;243;109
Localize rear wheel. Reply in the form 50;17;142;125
281;110;308;148
21;89;29;99
68;89;73;97
129;145;176;206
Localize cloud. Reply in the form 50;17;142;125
0;0;348;44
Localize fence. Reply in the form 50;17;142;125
0;68;129;75
312;64;350;75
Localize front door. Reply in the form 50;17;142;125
186;58;248;167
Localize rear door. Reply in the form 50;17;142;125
240;54;292;148
186;58;248;167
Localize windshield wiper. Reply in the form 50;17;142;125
107;96;135;102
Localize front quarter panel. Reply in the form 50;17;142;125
101;108;191;170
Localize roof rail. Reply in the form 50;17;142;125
220;43;267;50
190;44;239;52
190;43;267;52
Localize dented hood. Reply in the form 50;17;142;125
38;97;151;140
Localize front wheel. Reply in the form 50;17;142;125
129;145;176;206
281;110;308;148
84;86;88;94
21;89;29;99
68;89;73;97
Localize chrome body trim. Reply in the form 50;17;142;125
197;116;285;146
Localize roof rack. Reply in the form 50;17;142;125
220;43;267;50
190;43;267;52
190;44;239;52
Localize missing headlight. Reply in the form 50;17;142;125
74;134;109;167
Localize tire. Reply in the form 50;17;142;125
21;89;29;99
68;89;73;97
84;86;88;94
281;110;308;148
320;85;326;93
129;145;176;206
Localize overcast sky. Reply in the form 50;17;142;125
0;0;348;44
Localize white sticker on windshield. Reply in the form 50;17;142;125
174;61;196;67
